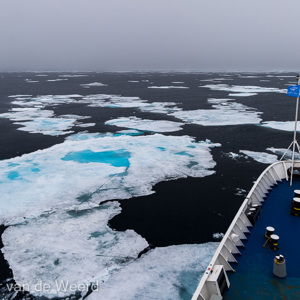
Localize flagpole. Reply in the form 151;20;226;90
290;75;300;186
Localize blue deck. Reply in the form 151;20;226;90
224;180;300;299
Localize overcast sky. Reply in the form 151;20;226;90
1;0;300;71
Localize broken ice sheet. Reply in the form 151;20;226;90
2;202;148;298
105;116;184;132
239;150;278;164
260;121;300;132
201;84;285;95
171;102;262;126
0;134;219;225
86;243;218;300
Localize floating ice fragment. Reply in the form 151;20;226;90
2;202;148;298
106;116;184;132
47;79;68;82
228;93;258;97
171;102;262;126
201;84;285;95
227;152;241;160
59;74;88;77
235;188;247;197
260;121;300;132
207;98;234;104
14;117;76;136
80;94;149;108
0;108;54;121
0;134;219;224
25;79;39;83
8;95;32;98
148;86;189;89
212;233;224;240
239;150;278;164
266;147;300;160
86;243;218;300
81;82;108;88
139;102;181;114
200;78;233;82
76;122;96;128
238;75;259;78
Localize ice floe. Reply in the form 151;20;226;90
239;150;278;164
0;134;219;225
9;94;82;108
81;82;108;88
79;95;181;113
238;75;259;78
260;121;300;132
47;79;68;82
200;78;233;82
139;102;181;114
212;233;224;240
14;117;76;136
207;98;234;104
76;122;96;128
228;93;258;97
25;79;39;83
86;243;218;300
0;107;54;121
2;202;148;298
80;94;149;108
148;86;189;89
171;102;262;126
226;152;242;160
105;116;184;132
2;93;182;136
234;188;247;197
8;95;32;98
0;108;91;136
66;130;143;142
266;147;300;160
59;74;88;78
201;84;285;95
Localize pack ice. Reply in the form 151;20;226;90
1;133;219;298
171;102;262;126
106;116;184;132
85;243;218;300
0;134;219;224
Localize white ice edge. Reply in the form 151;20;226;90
105;116;184;132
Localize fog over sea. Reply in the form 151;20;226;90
0;72;298;300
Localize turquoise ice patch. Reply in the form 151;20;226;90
61;149;130;167
175;151;193;157
7;171;20;180
157;147;166;151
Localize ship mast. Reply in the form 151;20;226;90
280;75;300;185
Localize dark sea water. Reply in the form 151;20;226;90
0;72;298;299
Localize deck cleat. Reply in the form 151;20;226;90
290;197;300;216
268;234;279;250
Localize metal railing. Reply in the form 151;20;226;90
192;160;293;300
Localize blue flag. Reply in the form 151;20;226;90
287;85;300;97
